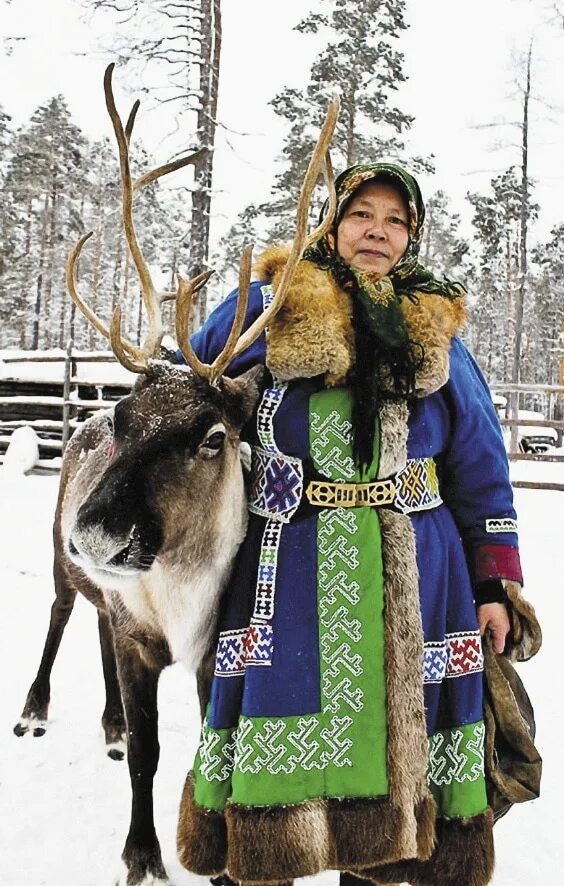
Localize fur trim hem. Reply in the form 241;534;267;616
177;771;227;875
360;808;495;886
254;246;466;397
177;772;437;882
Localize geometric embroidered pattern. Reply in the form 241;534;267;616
256;381;287;454
199;718;236;781
318;507;364;716
395;457;442;515
310;410;357;480
427;721;485;787
252;518;283;621
423;631;484;683
485;517;518;534
248;447;304;522
256;286;286;456
232;714;354;776
215;624;274;677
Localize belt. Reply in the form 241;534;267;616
248;448;442;522
306;477;396;509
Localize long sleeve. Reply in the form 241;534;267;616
176;281;267;374
440;337;523;586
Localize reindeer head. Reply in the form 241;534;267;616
67;363;262;590
63;65;339;593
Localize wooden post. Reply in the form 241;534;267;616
62;338;74;453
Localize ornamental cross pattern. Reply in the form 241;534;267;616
395;457;442;514
231;714;354;776
423;631;484;683
310;410;356;480
317;508;365;717
248;448;304;522
252;518;283;621
215;624;274;677
199;719;236;781
427;722;485;787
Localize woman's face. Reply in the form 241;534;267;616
336;179;410;276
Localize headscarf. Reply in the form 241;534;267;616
303;162;465;470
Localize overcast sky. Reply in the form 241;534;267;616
0;0;562;251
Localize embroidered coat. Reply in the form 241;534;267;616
177;250;531;886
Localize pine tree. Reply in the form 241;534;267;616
421;190;469;280
466;167;538;382
257;0;432;241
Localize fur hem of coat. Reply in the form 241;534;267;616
177;771;437;881
358;808;495;886
254;246;467;396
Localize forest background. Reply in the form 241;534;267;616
0;0;563;400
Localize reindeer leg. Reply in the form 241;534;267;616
113;636;169;886
14;558;77;738
98;609;127;760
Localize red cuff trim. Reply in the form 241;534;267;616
473;544;523;585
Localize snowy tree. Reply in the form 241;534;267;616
466;167;538;382
211;203;265;295
421;190;469;280
82;0;223;324
254;0;432;241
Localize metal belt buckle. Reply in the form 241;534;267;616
365;479;396;507
306;478;397;509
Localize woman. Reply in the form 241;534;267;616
177;164;537;886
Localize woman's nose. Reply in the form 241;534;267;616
365;222;386;239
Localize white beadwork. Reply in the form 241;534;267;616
427;722;485;787
310;410;356;480
199;720;236;782
485;517;518;534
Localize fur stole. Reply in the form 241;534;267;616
255;245;467;397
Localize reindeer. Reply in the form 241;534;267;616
14;64;338;886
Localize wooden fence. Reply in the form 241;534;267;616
0;349;132;468
490;382;564;492
1;353;563;491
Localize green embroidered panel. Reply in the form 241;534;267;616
427;720;488;818
310;388;388;799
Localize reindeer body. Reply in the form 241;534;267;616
14;63;339;886
16;362;262;885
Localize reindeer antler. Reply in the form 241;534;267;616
66;63;207;373
176;97;340;383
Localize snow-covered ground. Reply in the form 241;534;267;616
0;463;562;886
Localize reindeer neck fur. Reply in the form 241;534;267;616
58;364;259;673
106;452;247;670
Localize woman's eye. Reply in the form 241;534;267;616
389;216;407;226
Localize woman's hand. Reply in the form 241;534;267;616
477;602;511;654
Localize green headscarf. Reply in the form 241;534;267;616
303;162;465;469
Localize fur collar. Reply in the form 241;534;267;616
255;246;467;397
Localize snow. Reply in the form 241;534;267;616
1;425;39;475
0;467;563;885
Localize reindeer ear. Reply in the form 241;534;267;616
221;365;265;422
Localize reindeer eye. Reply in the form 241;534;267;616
205;431;225;449
199;424;227;457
